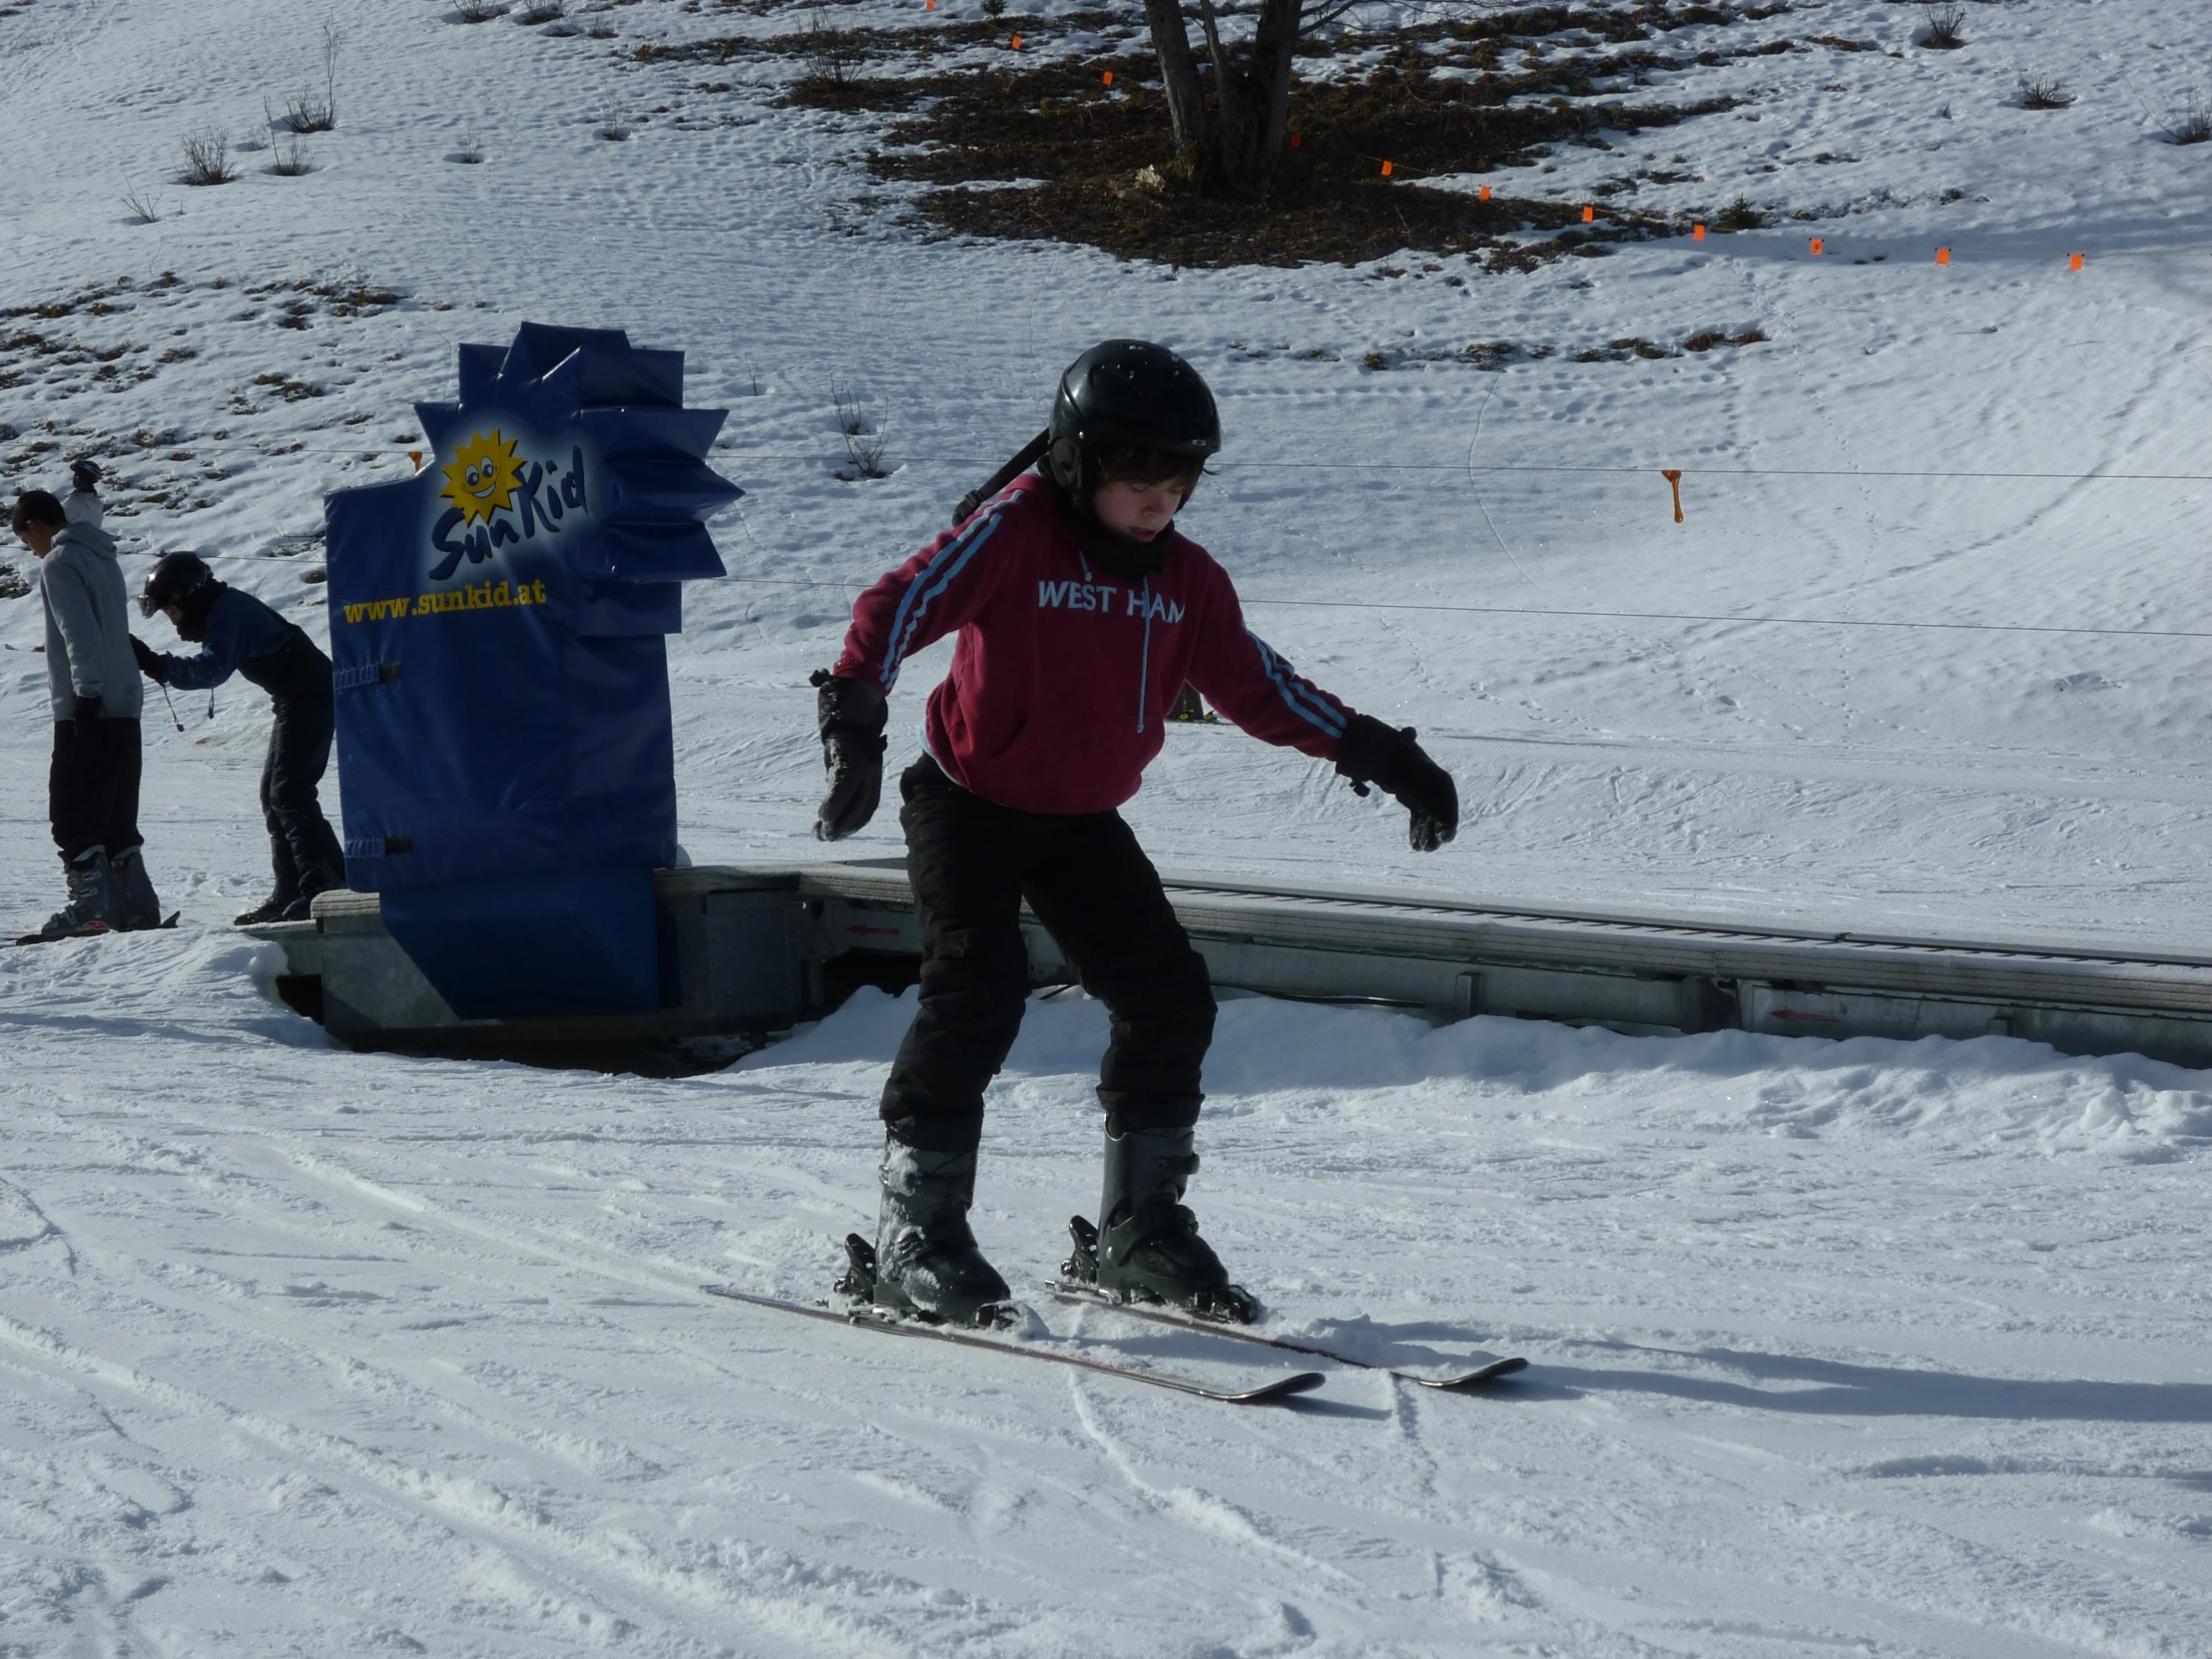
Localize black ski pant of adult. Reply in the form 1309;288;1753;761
263;692;343;901
49;718;143;864
880;757;1216;1155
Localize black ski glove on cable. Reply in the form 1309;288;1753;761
811;669;888;841
1335;713;1458;852
130;635;169;685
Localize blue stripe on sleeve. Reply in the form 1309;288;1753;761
1250;631;1348;736
879;512;1003;690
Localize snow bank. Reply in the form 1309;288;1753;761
757;985;2212;1159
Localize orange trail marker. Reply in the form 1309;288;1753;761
1809;237;1824;256
408;450;424;471
1478;184;1491;202
1289;133;1301;149
1661;469;1684;525
2069;252;2084;271
1381;159;1393;177
1936;247;1950;266
1581;205;1595;223
1010;32;1022;49
1693;223;1706;241
1102;69;1113;87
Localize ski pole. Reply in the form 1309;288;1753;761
158;682;184;733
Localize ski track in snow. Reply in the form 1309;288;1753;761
4;0;2212;1651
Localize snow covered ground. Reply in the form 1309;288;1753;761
4;0;2212;1652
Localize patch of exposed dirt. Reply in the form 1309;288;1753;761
644;3;1799;268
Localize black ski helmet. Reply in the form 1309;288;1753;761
141;551;214;618
1045;340;1220;501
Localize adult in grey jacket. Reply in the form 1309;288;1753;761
11;489;165;941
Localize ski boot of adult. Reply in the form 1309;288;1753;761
1065;1126;1258;1325
20;845;118;944
234;894;296;926
107;847;166;931
840;1139;1014;1328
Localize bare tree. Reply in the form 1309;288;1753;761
1141;0;1359;199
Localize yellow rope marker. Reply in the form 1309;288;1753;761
1936;248;1950;266
1661;469;1684;524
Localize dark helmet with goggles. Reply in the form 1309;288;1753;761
140;551;215;618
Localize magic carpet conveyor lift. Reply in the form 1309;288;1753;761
244;858;2212;1075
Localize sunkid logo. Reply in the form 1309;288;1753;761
428;427;589;582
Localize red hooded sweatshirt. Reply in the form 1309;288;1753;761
833;474;1355;816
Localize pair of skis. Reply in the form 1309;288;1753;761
706;1281;1336;1403
706;1228;1527;1406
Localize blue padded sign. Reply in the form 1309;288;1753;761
325;323;741;1019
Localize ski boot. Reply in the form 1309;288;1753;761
107;846;166;931
19;844;118;944
234;894;295;926
277;864;343;923
1065;1125;1258;1324
839;1138;1013;1328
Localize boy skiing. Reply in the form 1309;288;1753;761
12;488;165;942
812;340;1458;1327
132;554;344;923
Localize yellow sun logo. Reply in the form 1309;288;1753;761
438;429;524;525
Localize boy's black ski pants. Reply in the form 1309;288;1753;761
880;756;1216;1155
49;718;143;863
262;691;344;900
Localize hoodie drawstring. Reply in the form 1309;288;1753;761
1136;577;1152;735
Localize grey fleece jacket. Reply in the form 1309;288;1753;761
40;521;144;723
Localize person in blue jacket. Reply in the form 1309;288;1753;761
133;554;344;923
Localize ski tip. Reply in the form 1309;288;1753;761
1420;1356;1530;1389
1235;1371;1329;1403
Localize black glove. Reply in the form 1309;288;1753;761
811;669;887;841
130;635;168;684
72;694;106;733
1335;713;1458;852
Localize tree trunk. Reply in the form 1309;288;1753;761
1142;0;1305;200
1142;0;1211;170
1214;0;1301;199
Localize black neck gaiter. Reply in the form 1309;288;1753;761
1047;477;1173;582
176;583;224;643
